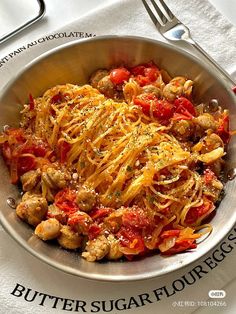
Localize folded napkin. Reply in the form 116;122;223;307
0;1;236;314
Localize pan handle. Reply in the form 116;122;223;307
0;0;46;45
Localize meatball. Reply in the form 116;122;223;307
171;119;194;140
16;195;48;227
97;75;116;98
194;113;217;131
20;169;41;191
35;218;61;241
203;133;223;151
163;77;185;101
47;204;68;224
90;69;109;89
57;225;82;250
82;235;110;262
67;211;92;235
106;234;123;260
41;167;68;190
76;186;97;212
22;190;41;201
141;85;162;97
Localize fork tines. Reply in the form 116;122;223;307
142;0;174;26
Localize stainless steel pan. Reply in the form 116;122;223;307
0;36;236;281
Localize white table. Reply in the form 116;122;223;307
0;1;235;314
0;0;235;52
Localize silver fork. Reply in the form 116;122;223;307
142;0;236;86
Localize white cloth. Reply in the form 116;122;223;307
0;0;236;85
0;0;236;313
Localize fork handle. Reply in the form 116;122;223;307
186;38;236;86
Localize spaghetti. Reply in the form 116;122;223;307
0;61;229;262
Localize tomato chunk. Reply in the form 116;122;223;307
28;94;35;110
55;188;78;213
18;155;36;176
154;100;174;121
135;75;150;87
122;207;151;229
162;239;197;255
20;141;48;157
133;94;155;115
51;92;65;104
185;198;214;224
1;130;50;183
134;94;174;122
6;128;26;144
130;65;146;76
174;97;196;117
110;68;130;85
88;223;102;240
117;226;145;255
144;66;159;82
59;140;71;163
89;207;114;223
160;229;181;239
131;62;159;87
203;168;216;184
217;114;230;144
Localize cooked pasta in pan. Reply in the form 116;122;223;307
0;61;230;262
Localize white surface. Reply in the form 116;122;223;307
0;0;112;48
0;0;235;52
194;279;236;314
0;1;236;314
209;0;236;25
